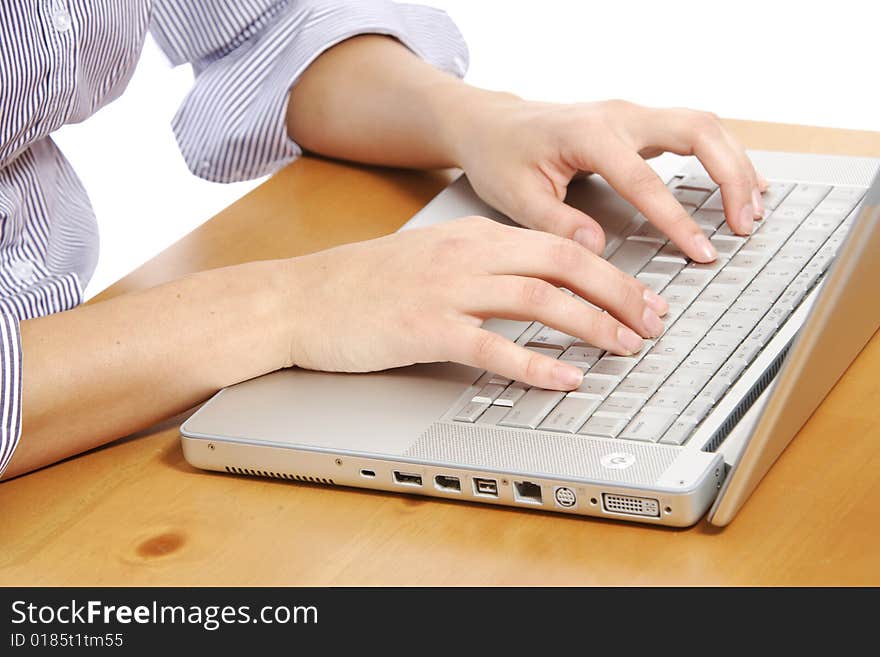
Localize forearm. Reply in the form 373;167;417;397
286;34;514;169
3;260;294;479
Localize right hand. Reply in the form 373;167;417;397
283;216;668;390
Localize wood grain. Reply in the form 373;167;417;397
1;120;878;585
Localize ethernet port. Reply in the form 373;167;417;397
513;480;543;505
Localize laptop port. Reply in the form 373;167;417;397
602;493;660;518
360;469;376;478
473;478;498;497
434;474;461;492
513;480;543;505
393;471;422;487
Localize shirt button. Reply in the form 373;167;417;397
52;7;72;32
9;260;36;283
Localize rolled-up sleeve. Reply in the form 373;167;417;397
0;311;23;477
151;0;469;183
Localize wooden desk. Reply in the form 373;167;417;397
2;120;879;586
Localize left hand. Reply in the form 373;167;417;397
449;97;767;262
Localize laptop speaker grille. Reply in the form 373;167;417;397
224;466;334;485
703;341;793;453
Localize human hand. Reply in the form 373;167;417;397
283;216;668;390
450;97;767;261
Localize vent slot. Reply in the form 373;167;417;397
602;493;660;518
224;466;335;485
703;341;793;453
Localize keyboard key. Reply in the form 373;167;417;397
671;268;715;289
578;415;628;438
727;252;770;272
815;196;859;216
590;356;638;378
594;393;646;419
651;336;695;361
672;186;711;209
699;283;740;306
663;367;713;390
636;272;671;294
494;382;529;407
476;404;512;425
701;377;732;403
609;238;662;274
620;411;677;442
710;235;745;258
630;220;668;243
661;285;700;307
473;383;507;404
671;175;717;193
712;269;752;290
646;386;694;414
656;243;688;262
739;234;785;257
525;345;563;359
759;182;795;209
560;345;603;367
659;419;699;446
802;210;844;233
642;258;685;277
538;395;601;433
499;389;565;429
527;327;577;350
693;208;726;229
770;206;811;223
701;189;725;211
681;397;715;424
454;400;490;423
571;374;619;398
780;183;829;209
633;355;677;377
616;373;663;397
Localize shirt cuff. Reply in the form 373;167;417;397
171;0;470;183
0;310;23;477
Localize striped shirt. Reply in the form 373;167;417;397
0;0;468;475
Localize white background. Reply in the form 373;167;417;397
52;0;879;298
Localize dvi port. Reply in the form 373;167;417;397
602;493;660;518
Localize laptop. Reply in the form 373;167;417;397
180;149;880;527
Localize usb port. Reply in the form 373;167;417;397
513;480;543;505
360;469;376;478
473;477;498;497
434;474;461;492
393;471;422;487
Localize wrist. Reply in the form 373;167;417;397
429;82;522;169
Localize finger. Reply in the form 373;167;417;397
593;145;718;262
478;229;669;335
514;187;606;254
447;324;585;391
756;171;769;192
466;274;659;351
644;109;761;235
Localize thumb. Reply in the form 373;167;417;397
514;190;606;255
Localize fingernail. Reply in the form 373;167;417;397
739;203;755;235
553;364;584;388
642;307;664;338
617;326;644;355
757;172;769;191
692;233;717;262
573;227;601;254
642;288;668;316
751;188;765;218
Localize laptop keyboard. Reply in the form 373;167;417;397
451;176;865;446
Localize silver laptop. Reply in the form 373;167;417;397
180;150;880;527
